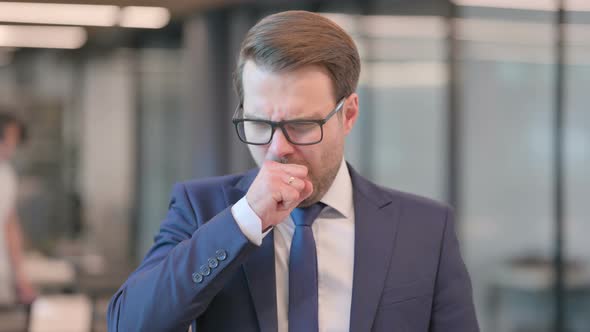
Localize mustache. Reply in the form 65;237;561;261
267;156;310;171
269;156;289;164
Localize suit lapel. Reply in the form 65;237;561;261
223;169;278;332
347;165;401;332
243;231;278;332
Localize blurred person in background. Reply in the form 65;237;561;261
0;111;36;306
109;10;478;332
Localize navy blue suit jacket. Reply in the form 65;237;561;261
107;165;479;331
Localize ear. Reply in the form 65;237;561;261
342;93;359;136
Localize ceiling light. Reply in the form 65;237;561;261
0;3;171;29
452;0;590;12
119;6;170;29
0;25;87;49
0;2;118;27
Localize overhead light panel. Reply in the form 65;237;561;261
119;6;170;29
0;2;171;29
452;0;590;12
453;0;555;11
0;25;87;49
0;2;118;27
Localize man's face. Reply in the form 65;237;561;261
241;60;359;205
0;123;21;161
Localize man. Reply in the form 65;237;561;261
0;111;36;306
108;10;479;332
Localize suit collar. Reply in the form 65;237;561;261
347;162;393;209
320;159;353;218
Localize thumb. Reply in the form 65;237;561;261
299;179;314;202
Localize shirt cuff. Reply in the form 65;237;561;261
231;197;271;246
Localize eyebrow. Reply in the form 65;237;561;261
243;110;325;122
243;113;268;121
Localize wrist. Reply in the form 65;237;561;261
261;220;273;232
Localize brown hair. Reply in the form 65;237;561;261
234;10;361;105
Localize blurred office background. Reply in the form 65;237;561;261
0;0;588;331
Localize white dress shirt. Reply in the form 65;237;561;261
232;159;355;332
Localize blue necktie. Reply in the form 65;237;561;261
288;203;325;332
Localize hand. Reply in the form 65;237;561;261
15;276;37;305
246;160;313;230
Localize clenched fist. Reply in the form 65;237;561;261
246;160;313;231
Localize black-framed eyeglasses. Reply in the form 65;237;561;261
232;97;346;146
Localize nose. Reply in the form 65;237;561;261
268;127;295;160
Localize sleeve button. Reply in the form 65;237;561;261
215;249;227;261
208;258;219;269
192;272;203;283
199;264;211;276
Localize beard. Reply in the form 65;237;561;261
272;153;341;208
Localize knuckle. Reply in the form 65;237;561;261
293;180;304;190
284;187;297;199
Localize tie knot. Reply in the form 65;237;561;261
291;203;325;227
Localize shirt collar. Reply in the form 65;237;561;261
319;159;353;218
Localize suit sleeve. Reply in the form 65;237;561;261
107;183;258;332
429;208;480;332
